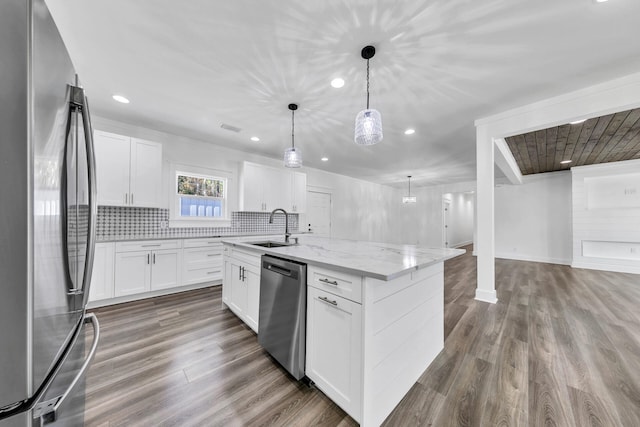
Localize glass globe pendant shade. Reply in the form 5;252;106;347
354;108;383;145
284;147;302;168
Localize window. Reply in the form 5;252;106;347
176;173;226;218
169;165;232;227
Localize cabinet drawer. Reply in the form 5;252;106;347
308;265;362;304
183;247;223;265
183;265;223;285
115;239;181;252
184;238;222;249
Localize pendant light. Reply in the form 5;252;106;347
284;103;302;168
402;175;417;204
355;45;383;145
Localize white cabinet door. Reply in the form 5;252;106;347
88;242;115;302
264;167;292;212
229;262;247;315
291;171;307;213
150;249;180;290
222;247;232;305
306;287;362;420
130;138;162;208
244;265;261;332
241;162;265;211
114;250;151;296
94;131;130;206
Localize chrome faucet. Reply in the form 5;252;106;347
269;208;290;243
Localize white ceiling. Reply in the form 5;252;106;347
45;0;640;188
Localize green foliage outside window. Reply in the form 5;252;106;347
177;175;224;198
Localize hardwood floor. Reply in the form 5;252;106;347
85;248;640;426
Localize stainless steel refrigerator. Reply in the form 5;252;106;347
0;0;100;425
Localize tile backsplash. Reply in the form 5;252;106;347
96;206;298;241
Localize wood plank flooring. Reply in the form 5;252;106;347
84;247;640;426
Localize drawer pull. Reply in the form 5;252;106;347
142;244;161;248
207;254;220;257
207;270;221;275
318;296;338;306
319;278;339;286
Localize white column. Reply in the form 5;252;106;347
475;126;498;303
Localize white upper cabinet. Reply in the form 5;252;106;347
291;171;307;213
94;130;162;208
239;161;305;213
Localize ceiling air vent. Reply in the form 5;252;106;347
220;123;242;133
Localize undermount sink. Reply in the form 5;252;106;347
247;241;293;248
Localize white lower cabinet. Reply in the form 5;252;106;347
150;249;180;290
306;286;362;422
222;244;261;332
114;250;151;296
113;240;181;297
182;238;223;285
88;242;115;302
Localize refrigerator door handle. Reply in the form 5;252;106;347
71;85;98;308
34;313;100;424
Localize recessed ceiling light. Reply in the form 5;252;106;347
560;160;572;164
321;157;329;162
112;95;130;104
250;136;260;142
595;0;608;3
570;119;586;124
330;78;345;88
404;129;415;135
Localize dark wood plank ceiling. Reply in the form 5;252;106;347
505;107;640;175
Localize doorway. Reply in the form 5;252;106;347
442;192;474;248
306;191;331;237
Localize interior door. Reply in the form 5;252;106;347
306;191;331;237
443;199;451;248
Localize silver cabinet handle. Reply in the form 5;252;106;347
131;193;134;205
319;278;339;286
318;296;338;306
207;270;221;275
153;253;156;264
147;254;150;264
125;193;128;204
142;244;161;248
207;253;220;257
238;266;242;281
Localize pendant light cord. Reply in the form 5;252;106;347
291;108;295;149
366;58;370;109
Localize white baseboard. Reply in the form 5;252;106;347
571;261;640;275
475;289;498;304
87;281;221;309
495;252;571;266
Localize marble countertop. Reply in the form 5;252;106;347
222;235;465;281
96;232;309;243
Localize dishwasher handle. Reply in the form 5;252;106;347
265;263;292;277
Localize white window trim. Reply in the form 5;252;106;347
168;162;234;228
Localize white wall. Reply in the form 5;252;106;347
494;171;572;265
443;192;474;248
571;159;640;274
92;116;406;244
400;181;476;247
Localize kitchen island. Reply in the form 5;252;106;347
221;235;464;426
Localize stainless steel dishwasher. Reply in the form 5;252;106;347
258;255;307;380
